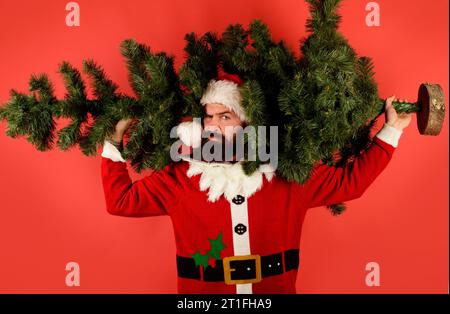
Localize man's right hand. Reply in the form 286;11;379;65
108;118;133;142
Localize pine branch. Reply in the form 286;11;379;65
305;0;343;33
83;59;119;104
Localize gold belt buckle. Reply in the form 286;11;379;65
222;254;262;285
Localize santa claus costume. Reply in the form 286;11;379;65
100;73;403;294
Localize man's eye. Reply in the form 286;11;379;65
221;115;230;120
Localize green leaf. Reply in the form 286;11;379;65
207;232;225;260
191;251;209;268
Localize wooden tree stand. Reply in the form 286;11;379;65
376;83;446;136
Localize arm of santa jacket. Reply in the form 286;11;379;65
100;140;181;217
296;123;403;209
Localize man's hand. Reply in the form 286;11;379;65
384;95;413;132
108;118;133;142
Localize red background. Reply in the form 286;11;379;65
0;0;448;293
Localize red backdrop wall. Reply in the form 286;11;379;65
0;0;448;293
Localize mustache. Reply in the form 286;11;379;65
200;130;237;144
197;130;237;158
202;130;224;141
187;130;244;163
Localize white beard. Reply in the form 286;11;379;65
182;157;276;203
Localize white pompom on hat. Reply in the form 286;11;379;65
176;119;203;148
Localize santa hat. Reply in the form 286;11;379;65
176;70;245;148
200;70;246;122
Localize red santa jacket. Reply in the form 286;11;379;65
100;123;402;294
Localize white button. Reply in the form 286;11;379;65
277;262;281;266
268;264;272;268
247;267;251;271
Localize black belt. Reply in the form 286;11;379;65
176;249;299;285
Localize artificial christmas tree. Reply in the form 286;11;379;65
0;0;445;216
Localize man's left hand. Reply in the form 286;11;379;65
384;95;414;132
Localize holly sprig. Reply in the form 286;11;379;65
190;232;226;269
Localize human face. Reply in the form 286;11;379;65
203;103;244;142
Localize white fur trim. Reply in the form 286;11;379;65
200;80;246;122
176;120;202;148
230;196;252;294
101;140;126;162
375;123;403;148
182;157;275;203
